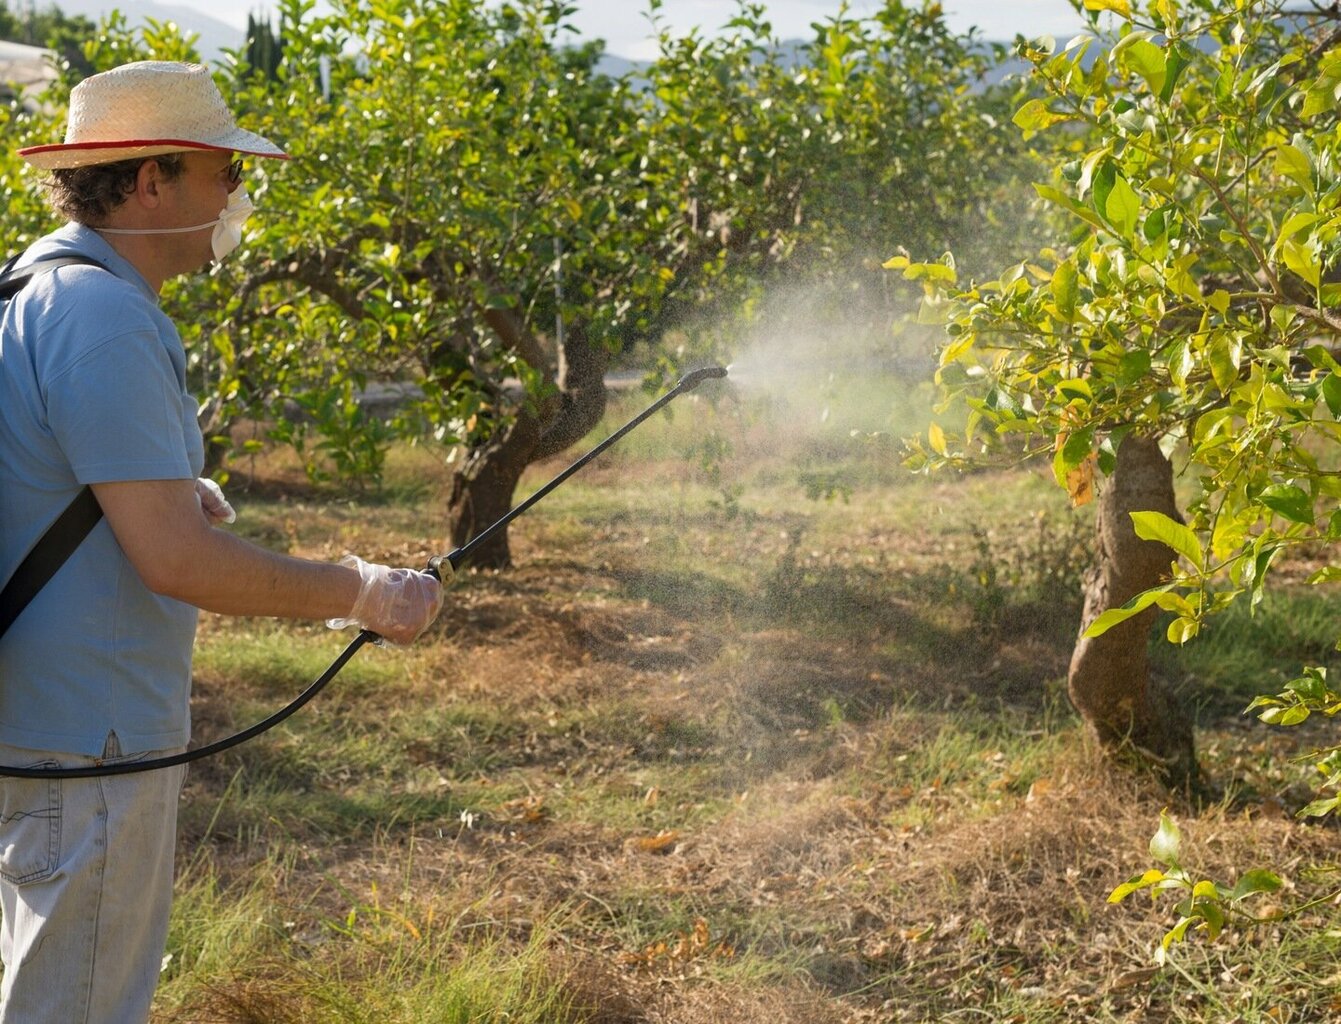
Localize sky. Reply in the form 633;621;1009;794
159;0;1089;60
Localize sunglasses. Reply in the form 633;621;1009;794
225;158;244;186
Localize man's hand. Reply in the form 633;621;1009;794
326;555;444;645
194;477;235;525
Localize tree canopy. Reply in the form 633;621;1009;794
907;0;1341;648
3;0;1043;563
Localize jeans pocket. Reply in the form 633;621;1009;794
0;769;61;885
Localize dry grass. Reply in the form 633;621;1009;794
152;403;1341;1023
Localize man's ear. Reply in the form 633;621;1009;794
133;158;165;209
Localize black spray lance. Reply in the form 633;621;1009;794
0;366;728;778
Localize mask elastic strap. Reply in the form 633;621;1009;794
98;220;219;236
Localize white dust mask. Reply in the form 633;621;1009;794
99;187;254;262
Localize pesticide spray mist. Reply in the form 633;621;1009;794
711;284;936;466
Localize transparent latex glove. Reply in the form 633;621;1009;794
326;555;443;645
195;477;236;525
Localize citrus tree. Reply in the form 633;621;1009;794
635;0;1041;358
900;0;1341;788
212;0;691;567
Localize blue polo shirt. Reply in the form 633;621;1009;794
0;223;203;756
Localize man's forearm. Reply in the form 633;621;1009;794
92;478;361;620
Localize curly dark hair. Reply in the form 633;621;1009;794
43;153;186;224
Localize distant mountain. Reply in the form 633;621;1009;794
589;35;1066;89
50;0;244;64
593;52;643;79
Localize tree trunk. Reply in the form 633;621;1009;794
447;324;609;569
447;414;541;568
1068;434;1197;789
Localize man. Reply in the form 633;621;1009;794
0;61;443;1022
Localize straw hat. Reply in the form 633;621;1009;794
18;60;287;170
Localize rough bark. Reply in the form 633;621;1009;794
447;323;609;569
1068;434;1198;789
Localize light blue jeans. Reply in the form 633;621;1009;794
0;734;185;1024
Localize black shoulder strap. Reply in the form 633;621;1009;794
0;254;109;639
0;254;104;301
0;486;102;638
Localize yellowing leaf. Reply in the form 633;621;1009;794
939;331;976;366
1013;98;1073;133
1275;144;1314;189
632;830;680;853
1167;616;1199;644
928;421;948;456
1085;0;1133;18
1282;237;1321;288
1067;456;1096;507
1152;0;1178;29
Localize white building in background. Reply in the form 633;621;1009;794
0;39;56;108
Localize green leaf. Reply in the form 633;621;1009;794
1259;704;1310;726
1321;373;1341;417
1276;143;1314;190
1286;667;1328;701
1034;183;1106;230
1124;39;1167;96
1258;483;1314;525
1159;42;1192;102
1116;349;1152;386
1143;205;1167;242
1282;237;1321;288
1277;211;1320;248
1164;339;1193;389
1161;915;1196;951
1195;899;1226;941
1130;510;1203;571
1105;174;1141;238
1298;796;1341;818
1208;332;1242;393
1057;376;1093;402
1052;261;1079;319
1150;810;1181;867
1082;585;1173;637
1053;424;1095;489
1063;425;1095;465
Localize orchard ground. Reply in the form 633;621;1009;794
152;379;1341;1023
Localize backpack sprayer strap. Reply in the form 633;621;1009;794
0;254;108;638
0;485;102;638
